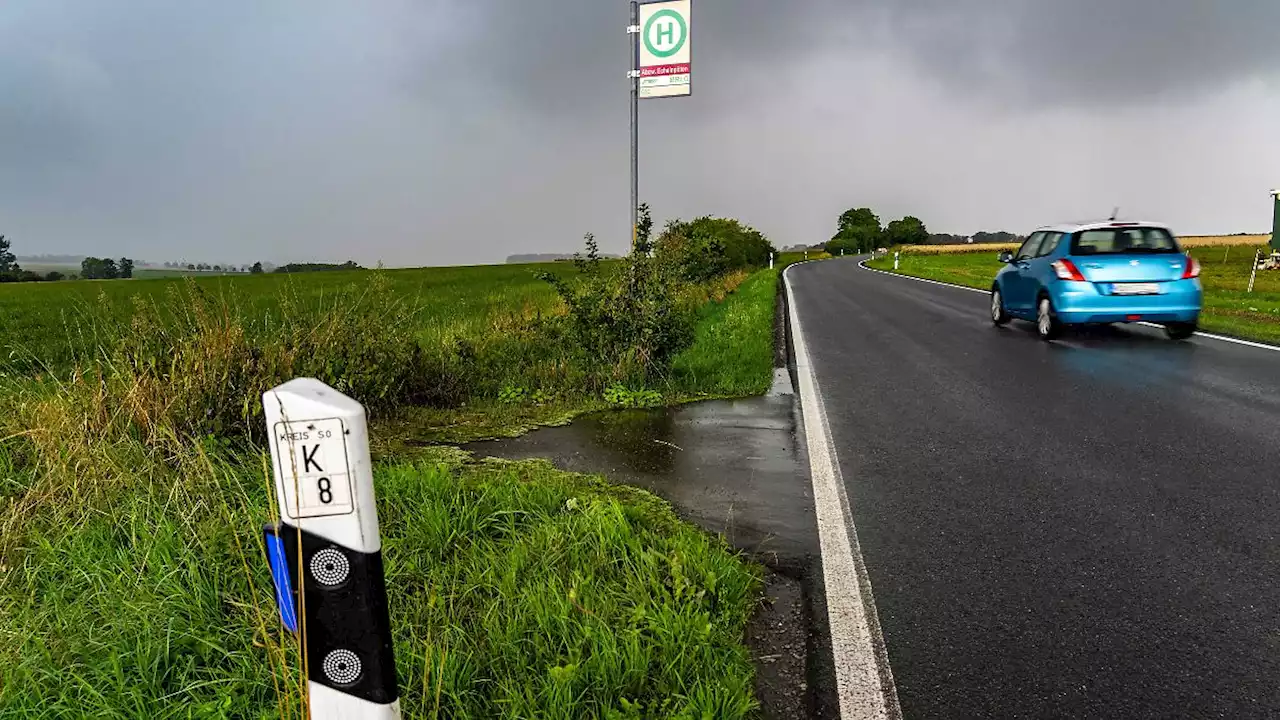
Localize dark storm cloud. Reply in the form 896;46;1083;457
874;0;1280;103
445;0;854;116
0;1;1277;266
454;0;1280;111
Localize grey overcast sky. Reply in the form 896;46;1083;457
2;1;1278;267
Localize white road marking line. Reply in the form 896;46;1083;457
1134;322;1280;352
857;259;1280;353
784;262;900;720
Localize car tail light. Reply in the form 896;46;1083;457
1181;256;1201;279
1052;259;1086;282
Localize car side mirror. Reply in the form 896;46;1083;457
997;251;1014;263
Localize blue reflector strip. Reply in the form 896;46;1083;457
265;531;299;633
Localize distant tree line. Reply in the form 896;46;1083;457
508;253;622;264
273;261;364;274
1;234;300;282
926;231;1026;245
160;261;273;273
825;208;930;255
0;236;72;283
81;257;135;279
821;208;1028;254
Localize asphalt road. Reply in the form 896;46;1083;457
788;257;1280;719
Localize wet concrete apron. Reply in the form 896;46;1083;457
465;391;822;718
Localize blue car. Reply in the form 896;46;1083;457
990;221;1202;340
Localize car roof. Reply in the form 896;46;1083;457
1032;220;1173;234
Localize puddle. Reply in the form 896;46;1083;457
465;393;817;565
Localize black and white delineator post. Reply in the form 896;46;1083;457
262;378;399;719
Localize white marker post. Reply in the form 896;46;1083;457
894;252;900;270
770;252;775;270
262;378;400;719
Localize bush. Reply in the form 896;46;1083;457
655;216;775;283
0;270;47;283
540;206;696;388
825;237;862;256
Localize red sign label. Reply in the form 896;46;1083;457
640;63;691;77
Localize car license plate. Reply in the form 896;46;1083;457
1112;282;1159;295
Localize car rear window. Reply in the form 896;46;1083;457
1070;226;1179;255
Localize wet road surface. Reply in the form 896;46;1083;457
788;257;1280;718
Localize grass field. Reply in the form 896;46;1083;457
866;245;1280;343
0;263;572;378
0;254;791;717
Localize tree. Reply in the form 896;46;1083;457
80;257;120;279
187;263;196;271
828;207;883;254
837;207;882;235
653;215;776;282
45;271;64;281
250;262;264;274
118;258;134;279
973;231;1022;245
884;216;929;247
0;236;17;273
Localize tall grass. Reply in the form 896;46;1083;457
671;269;779;397
0;439;760;718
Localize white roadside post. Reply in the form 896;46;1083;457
769;252;774;270
262;378;400;719
894;252;900;270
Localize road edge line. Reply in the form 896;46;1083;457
857;258;1280;353
784;261;901;720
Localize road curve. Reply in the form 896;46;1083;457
787;257;1280;719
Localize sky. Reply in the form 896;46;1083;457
2;1;1278;267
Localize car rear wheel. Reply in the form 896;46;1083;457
990;287;1010;326
1165;322;1196;340
1037;296;1061;341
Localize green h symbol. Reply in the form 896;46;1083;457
656;21;675;47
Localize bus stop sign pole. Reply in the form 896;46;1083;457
263;378;400;719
